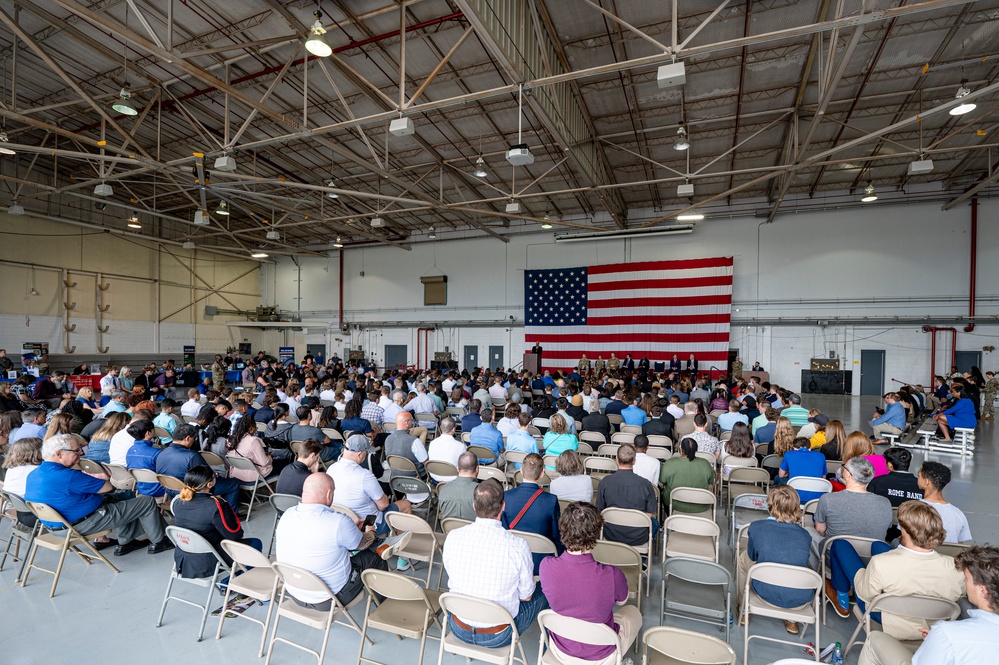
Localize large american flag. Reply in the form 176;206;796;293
524;256;734;370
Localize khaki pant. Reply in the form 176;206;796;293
872;422;903;439
858;632;914;665
547;605;643;665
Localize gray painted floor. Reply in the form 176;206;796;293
1;395;994;665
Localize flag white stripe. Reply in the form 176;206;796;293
587;266;734;283
526;324;729;335
588;285;733;300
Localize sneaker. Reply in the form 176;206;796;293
825;580;850;618
396;557;412;571
784;620;800;635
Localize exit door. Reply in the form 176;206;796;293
860;350;885;396
464;345;477;371
955;351;982;374
384;345;408;372
489;345;504;371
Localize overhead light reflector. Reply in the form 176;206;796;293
127;212;141;228
861;182;878;203
250;251;269;259
676;213;704;221
94;182;113;197
182;240;195;250
473;157;487;178
0;132;15;155
333;236;344;248
949;79;976;116
674;122;689;151
304;13;332;57
111;86;138;116
216;202;230;216
326;180;339;198
8;202;24;215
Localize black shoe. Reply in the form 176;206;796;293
147;538;175;554
92;538;118;552
114;538;148;556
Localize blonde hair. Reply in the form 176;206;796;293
825;419;847;450
548;413;568;434
44;413;73;440
841;431;874;464
898;501;946;549
3;438;43;468
768;484;802;523
92;412;131;442
773;417;795;455
78;386;94;400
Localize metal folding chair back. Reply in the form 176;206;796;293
467;445;497;465
437;592;529;665
536;610;621;665
106;464;137;491
76;458;105;475
156;525;229;641
843;593;960;654
0;490;40;583
225;454;276;521
579;431;606;446
592;539;644;611
610;432;635;446
359;568;443;665
584;456;617;475
267;493;302;556
385;511;443;588
787;476;832;497
669;487;717;522
743;562;822;664
424;460;458;481
663;514;720;565
643;625;736;665
646;435;672;449
476;464;506;487
620;425;643;435
217;539;279;655
661;557;733;642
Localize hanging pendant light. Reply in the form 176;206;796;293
674;121;689;151
305;6;332;57
861;182;878;203
949;79;976;116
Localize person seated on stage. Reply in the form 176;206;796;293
826;501;965;634
933;383;977;441
918;461;972;543
736;485;813;634
539;502;643;659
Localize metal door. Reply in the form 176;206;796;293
306;344;325;360
955;351;982;374
464;345;477;371
860;350;885;396
489;345;504;371
384;345;408;372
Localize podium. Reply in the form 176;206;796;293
523;353;540;374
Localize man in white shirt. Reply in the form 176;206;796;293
427;417;465;482
666;394;685;420
99;367;120;396
488;376;508;401
180;388;203;419
441;375;456;393
404;383;439;429
275;473;386;610
442;478;549;647
632;435;661;486
328;435;412;535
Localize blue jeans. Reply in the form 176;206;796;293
85;440;110;464
829;540;891;615
375;503;401;536
448;591;549;648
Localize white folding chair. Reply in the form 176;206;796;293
536;610;623;664
216;540;279;656
437;592;529;665
743;562;823;663
157;526;229;641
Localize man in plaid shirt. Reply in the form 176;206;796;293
360;389;385;433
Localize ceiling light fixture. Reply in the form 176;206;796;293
111;86;138;116
182;240;195;250
214;153;236;172
506;85;535;165
541;214;553;230
473;157;487;178
304;9;332;57
250;251;269;259
8;202;24;215
949;79;976;116
861;182;878;203
333;236;344;248
94;181;113;196
127;212;141;228
0;131;15;155
326;180;339;198
193;210;211;225
676;213;704;221
428;226;436;239
216;201;230;216
266;229;281;240
674;121;689;151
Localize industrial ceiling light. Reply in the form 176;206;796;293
8;201;24;215
193;210;211;225
304;10;332;57
214;153;236;172
250;251;269;259
540;214;553;230
506;85;535;165
111;86;138;116
332;236;344;248
473;157;488;178
182;240;195;250
127;212;141;228
216;201;230;216
428;226;436;239
326;180;339;198
94;181;113;196
674;121;689;151
0;131;15;155
861;181;878;203
676;213;704;221
949;79;976;116
265;229;281;240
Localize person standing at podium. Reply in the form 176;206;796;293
531;343;543;364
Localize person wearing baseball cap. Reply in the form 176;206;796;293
808;413;830;450
327;435;412;536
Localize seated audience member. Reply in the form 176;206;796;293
582;400;612;439
659;437;715;513
180;389;203;419
765;416;795;459
597;444;659;546
504;412;540;470
156;424;242;512
275;439;322;497
124;420;165;499
554;398;577;436
859;545;999;665
2;438;43;526
737;485;814;634
687;413;720;457
25;434;173;556
740;396;761;424
339;399;373;438
817;419;847;460
288;405;338;462
427;417;465;482
808;413;830;449
840;430;889;476
919;461;972;543
441;479;548;648
438;451;478;521
224;417;291;483
933;383;977;441
778;437;828;503
631;435;661;486
469;407;505;465
753;408;779;445
84;412;129;464
539;502;643;658
867;447;923;507
328;435;412;536
153;399;180;443
172;466;263;578
502;453;562;572
385;411;429;480
642;405;673;440
870;393;907;443
620;396;647;427
496;403;521;437
275;473;387;610
813;457;892;549
459;398;483;434
826;501;965;628
108;408;153;466
717;399;749;432
11;409;46;443
720;422;757;481
566;394;586;423
542;413;579;469
550;450;593;503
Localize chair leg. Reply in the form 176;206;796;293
355;605;371;665
267;512;280;557
264;609;281;665
318;617;335;665
197;576;215;641
49;536;73;598
215;570;235;640
157;573;176;627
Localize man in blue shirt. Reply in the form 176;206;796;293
459;399;483;434
156;424;241;511
469;407;504;465
25;434;172;556
505;413;540;469
870;392;906;443
124;420;165;498
101;390;129;418
502;454;561;573
620;396;648;426
777;437;828;503
717;399;750;432
10;409;47;443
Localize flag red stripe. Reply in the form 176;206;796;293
528;333;730;344
533;351;730;362
587;256;733;275
588;275;733;292
586;314;730;326
587;295;733;309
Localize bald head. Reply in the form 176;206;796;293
396;411;414;430
302;473;335;506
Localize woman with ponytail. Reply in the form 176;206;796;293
172;465;262;578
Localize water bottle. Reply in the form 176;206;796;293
830;642;844;665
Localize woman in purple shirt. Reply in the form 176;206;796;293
538;502;643;661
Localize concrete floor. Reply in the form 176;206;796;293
1;395;993;665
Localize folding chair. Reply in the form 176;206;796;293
597;443;621;458
593;539;643;612
510;529;557;579
216;540;279;656
620;425;643;436
606;414;624;428
266;561;371;665
646;435;672;449
818;535;884;624
226;454;278;521
844;593;960;654
436;592;529;665
156;526;228;641
668;487;717;522
936;542;972;557
536;610;622;664
267;493;302;556
476;465;507;488
21;501;119;597
511;470;550;488
743;562;823;663
332;503;360;521
661;557;733;642
755;443;771;458
391;476;436;523
646;447;670;461
106;463;137;492
0;490;41;582
199;450;228;472
381;422;398;432
531;417;550;431
576;442;594;455
503;451;528;480
800;499;820;528
662;514;720;565
467;445;498;466
826;459;842;476
642;625;736;665
439;517;471;546
788;476;833;504
601;507;654;595
725;467;770;515
461;432;473;444
358;569;443;665
424;460;458;483
385;511;444;589
579;431;606;447
610;432;635;446
76;458;106;475
761;454;783;477
729;493;768;548
584;456;617;478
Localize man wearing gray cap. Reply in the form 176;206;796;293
328;434;412;536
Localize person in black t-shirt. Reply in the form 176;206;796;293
275;439;322;497
867;447;923;507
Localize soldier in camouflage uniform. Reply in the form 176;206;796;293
984;371;998;420
607;353;621;372
577;354;591;375
731;356;743;381
594;355;606;375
